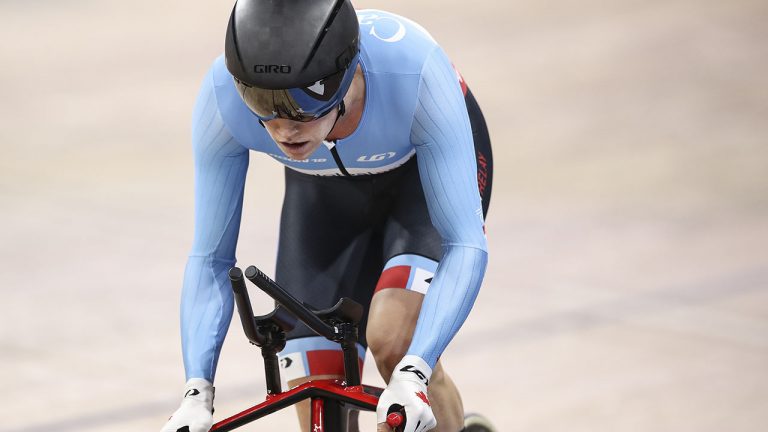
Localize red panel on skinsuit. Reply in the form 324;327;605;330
452;63;469;96
374;265;411;294
306;350;364;377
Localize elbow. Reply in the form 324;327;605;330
443;231;488;254
443;242;489;268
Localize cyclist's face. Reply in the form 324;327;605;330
262;109;339;161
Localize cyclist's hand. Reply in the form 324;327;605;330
376;355;436;432
160;378;215;432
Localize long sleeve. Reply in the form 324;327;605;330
181;69;249;381
407;47;489;367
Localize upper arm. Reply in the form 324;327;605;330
189;69;250;261
410;48;486;251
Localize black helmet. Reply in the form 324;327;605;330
225;0;360;122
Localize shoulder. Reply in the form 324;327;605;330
196;55;272;149
208;55;247;109
193;55;247;119
356;9;442;75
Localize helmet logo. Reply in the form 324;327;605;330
254;64;292;74
307;80;325;96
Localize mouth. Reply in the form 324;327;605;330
278;141;313;160
279;141;309;150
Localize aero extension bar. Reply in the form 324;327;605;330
241;265;336;340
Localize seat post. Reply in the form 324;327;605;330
261;345;282;395
256;321;287;395
337;322;361;386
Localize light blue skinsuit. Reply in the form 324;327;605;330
183;10;488;381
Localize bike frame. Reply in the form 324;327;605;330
212;265;401;432
211;379;382;431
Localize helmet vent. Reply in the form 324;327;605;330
301;0;346;72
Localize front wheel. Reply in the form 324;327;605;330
463;413;497;432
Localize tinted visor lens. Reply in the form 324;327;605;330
235;60;354;122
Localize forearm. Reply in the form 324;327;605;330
181;255;236;382
406;244;488;367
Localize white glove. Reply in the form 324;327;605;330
376;355;436;432
161;378;215;432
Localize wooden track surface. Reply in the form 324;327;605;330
1;0;767;430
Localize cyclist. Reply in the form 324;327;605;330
161;1;494;431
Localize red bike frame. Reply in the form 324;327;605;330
211;380;382;431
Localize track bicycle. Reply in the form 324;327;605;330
209;265;406;432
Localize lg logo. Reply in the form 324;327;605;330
358;14;406;43
357;152;396;162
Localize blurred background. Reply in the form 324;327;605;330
1;0;767;430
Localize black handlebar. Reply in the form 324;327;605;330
230;264;364;387
229;267;265;346
243;265;336;340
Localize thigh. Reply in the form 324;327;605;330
275;168;385;340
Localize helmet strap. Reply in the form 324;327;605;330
326;101;346;142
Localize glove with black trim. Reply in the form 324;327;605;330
376;355;437;432
160;378;215;432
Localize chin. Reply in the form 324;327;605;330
287;153;310;161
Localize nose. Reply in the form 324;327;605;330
269;118;301;140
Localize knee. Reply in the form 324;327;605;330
366;323;412;381
365;289;424;381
